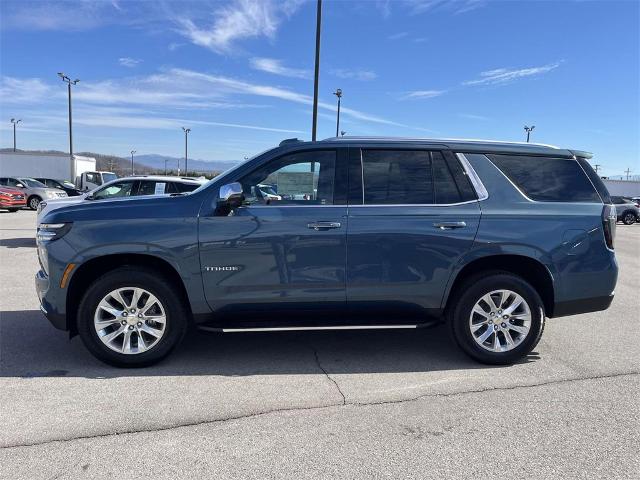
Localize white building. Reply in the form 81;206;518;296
603;179;640;197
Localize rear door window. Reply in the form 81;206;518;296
488;155;601;202
361;150;433;204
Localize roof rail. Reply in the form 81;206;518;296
279;138;303;146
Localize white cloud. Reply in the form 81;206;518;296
462;62;562;86
388;32;409;40
400;90;446;100
250;58;310;79
331;69;377;81
176;0;304;54
407;0;486;15
118;57;142;68
0;76;54;104
459;113;490;121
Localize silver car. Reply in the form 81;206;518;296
0;177;67;210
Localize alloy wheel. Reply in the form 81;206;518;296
94;287;167;354
469;289;531;353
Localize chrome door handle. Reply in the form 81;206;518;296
433;221;467;230
307;221;342;231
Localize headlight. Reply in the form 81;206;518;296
46;191;59;198
37;223;72;242
0;191;11;198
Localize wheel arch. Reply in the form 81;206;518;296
444;255;555;317
66;253;192;335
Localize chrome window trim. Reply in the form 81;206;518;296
349;200;479;207
456;153;489;201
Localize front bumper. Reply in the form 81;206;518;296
0;199;26;208
35;270;67;330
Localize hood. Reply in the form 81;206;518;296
42;190;201;224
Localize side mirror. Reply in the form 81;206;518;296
219;182;244;207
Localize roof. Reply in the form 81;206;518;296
279;136;590;158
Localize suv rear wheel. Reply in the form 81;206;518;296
449;272;545;365
77;267;188;367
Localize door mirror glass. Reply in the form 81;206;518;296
219;182;244;206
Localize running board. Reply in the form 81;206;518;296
199;324;421;333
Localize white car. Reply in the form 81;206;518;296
37;175;205;221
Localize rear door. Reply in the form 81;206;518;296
346;147;481;317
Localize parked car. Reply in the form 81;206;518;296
611;196;639;225
34;178;83;197
0;177;67;210
37;175;204;220
0;186;26;212
36;137;618;367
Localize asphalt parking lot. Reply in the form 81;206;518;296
1;210;638;479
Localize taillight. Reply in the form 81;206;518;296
602;205;616;250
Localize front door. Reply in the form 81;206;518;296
346;147;481;318
198;148;348;321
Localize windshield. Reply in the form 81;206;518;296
19;178;46;188
101;173;118;183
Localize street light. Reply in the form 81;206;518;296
131;150;136;175
524;125;535;143
311;0;323;141
333;88;342;137
182;127;191;175
58;73;80;181
10;118;21;152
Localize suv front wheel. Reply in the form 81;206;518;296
77;267;188;367
449;272;545;365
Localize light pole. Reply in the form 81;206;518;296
333;88;342;137
311;0;322;141
10;118;21;151
164;158;168;175
524;125;535;143
182;127;191;175
131;150;136;175
58;73;80;181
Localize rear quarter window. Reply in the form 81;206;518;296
488;155;601;202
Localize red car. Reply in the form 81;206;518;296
0;186;26;212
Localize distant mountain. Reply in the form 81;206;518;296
1;148;233;178
134;154;240;175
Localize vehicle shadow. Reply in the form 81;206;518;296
0;237;36;248
0;310;540;379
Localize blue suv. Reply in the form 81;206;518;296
35;137;618;367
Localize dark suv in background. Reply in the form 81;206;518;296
35;137;618;367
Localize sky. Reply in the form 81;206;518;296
0;0;638;177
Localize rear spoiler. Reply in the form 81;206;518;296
569;149;593;159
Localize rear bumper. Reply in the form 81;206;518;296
552;294;614;318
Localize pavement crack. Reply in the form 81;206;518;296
2;370;637;450
311;346;347;405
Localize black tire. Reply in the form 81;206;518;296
28;195;42;210
77;267;188;367
7;208;19;213
448;272;545;365
622;211;636;225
